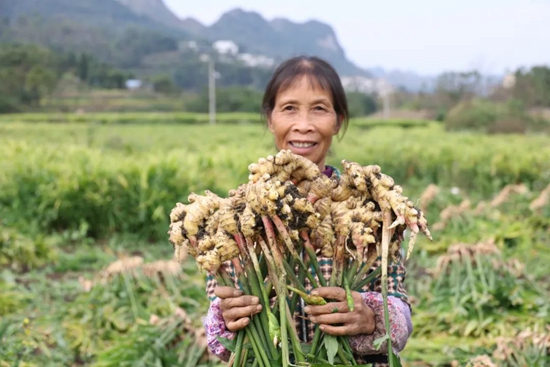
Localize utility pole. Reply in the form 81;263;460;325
383;92;390;120
208;58;216;125
381;81;392;120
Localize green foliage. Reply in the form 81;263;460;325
92;316;213;367
1;119;549;242
153;74;180;95
435;70;481;109
187;86;264;113
512;65;550;108
423;254;546;337
58;269;207;356
0;280;29;316
445;99;536;134
0;44;133;112
0;43;59;106
113;27;178;68
346;92;377;118
0;224;58;272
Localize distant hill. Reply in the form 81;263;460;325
0;0;186;37
0;0;194;69
5;0;451;91
180;8;369;77
114;0;188;32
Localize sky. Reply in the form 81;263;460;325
163;0;550;76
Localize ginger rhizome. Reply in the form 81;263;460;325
167;149;432;367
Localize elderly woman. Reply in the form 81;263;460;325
202;56;413;366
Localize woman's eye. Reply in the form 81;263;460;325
283;106;295;111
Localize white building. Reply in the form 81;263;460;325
502;73;516;89
340;76;394;95
238;53;276;68
125;79;143;90
213;40;239;56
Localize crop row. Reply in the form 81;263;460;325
1;123;549;241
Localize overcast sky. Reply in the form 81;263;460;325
163;0;550;75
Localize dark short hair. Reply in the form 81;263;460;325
261;56;349;138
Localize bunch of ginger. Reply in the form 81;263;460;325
167;149;432;367
168;149;431;277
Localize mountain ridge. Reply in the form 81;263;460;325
1;0;437;90
152;6;369;77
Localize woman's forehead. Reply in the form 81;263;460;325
276;74;332;97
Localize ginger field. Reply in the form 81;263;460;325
0;113;549;367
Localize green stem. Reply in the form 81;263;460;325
241;348;249;367
305;353;332;364
336;342;351;365
215;273;250;367
243;236;279;360
350;253;379;290
272;215;319;288
217;269;270;367
233;330;245;366
289;262;307;316
283;261;308;293
309;326;323;360
278;281;290;367
381;210;396;367
301;231;327;287
352;267;381;292
285;302;306;363
248;321;272;367
346;259;359;286
341;337;357;365
244;265;278;360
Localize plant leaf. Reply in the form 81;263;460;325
389;352;403;367
216;336;236;353
324;334;339;365
373;335;389;351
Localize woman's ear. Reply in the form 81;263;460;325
333;115;344;135
267;114;275;133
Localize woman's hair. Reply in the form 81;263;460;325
261;55;350;138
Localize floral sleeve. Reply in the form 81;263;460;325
202;297;234;362
348;293;413;355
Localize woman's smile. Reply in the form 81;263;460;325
267;75;341;171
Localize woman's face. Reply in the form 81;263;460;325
267;76;342;171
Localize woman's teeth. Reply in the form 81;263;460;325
291;142;315;148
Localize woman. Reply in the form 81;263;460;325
203;56;413;366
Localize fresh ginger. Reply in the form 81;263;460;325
168;149;431;275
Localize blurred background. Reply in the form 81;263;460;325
0;1;549;366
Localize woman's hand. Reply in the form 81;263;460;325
303;286;375;336
214;286;263;332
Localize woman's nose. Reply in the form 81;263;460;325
292;111;314;132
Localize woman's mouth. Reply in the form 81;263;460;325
288;141;317;154
289;141;316;148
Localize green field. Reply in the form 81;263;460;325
1;113;549;367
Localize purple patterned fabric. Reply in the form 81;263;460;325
202;297;233;362
348;293;413;355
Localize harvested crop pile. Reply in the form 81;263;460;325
168;149;432;367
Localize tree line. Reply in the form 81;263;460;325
0;43;133;112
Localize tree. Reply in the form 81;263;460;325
153;75;179;95
25;65;57;105
434;70;482;110
512;66;550;108
346;92;377;118
186;86;263;113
